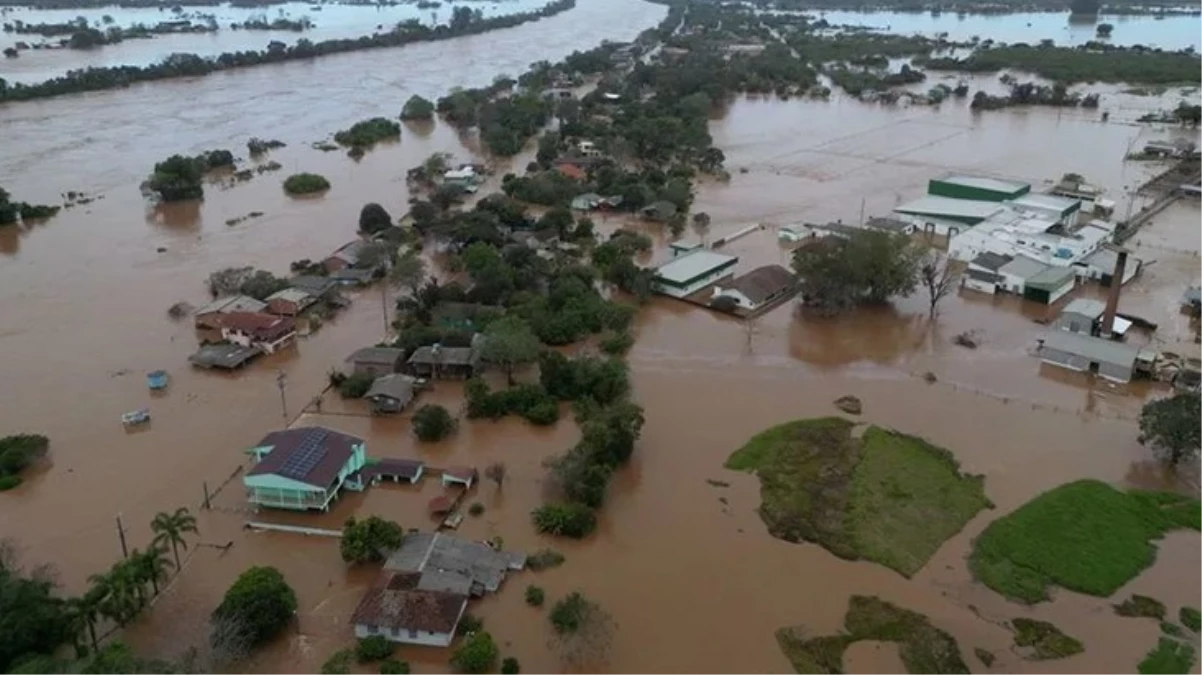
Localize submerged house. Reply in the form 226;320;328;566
219;312;297;354
265;288;316;317
1037;330;1148;384
652;250;739;299
406;342;481;379
193;295;267;330
242;427;368;511
711;264;796;312
365;374;417;414
345;347;406;377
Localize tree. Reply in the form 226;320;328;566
0;551;74;673
412;404;456;442
480;316;541;385
340;516;404;564
1096;23;1113;37
356;635;394;662
150;507;198;570
390;253;426;298
210;566;297;649
145;154;205;202
791;231;921;314
548;592;614;669
380;659;410;674
501;657;521;674
920;251;960;318
450;631;498;674
691;211;711;243
130;546;173;596
401;94;435;120
484;462;507;489
532;503;597;538
283;172;330;195
1138;393;1201;467
537;206;574;238
359;203;392;235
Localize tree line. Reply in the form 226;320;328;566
0;0;576;104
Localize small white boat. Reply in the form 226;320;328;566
122;408;151;426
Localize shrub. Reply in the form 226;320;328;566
341;516;404;564
146;154;205;201
339;372;375;398
450;631;497;674
0;434;48;481
283;172;331;195
1138;638;1195;674
1181;607;1201;632
0;475;22;491
501;657;521;674
532;503;597;538
356;635;394;662
525;585;545;607
210;566;297;649
550;592;593;634
359;202;393;235
526;548;566;571
321;648;353;674
468;502;485;517
335;117;401;148
1115;595;1166;619
401;94;435;120
379;659;410;674
412;404;456;442
456;613;483;636
599;330;634;355
522;400;560;426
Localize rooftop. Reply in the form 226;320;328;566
936;174;1031;194
654;249;739;285
350;571;468;635
346;346;406;366
194;295;266;316
220;312;296;339
971;252;1013;272
864;216;914;233
1009;193;1082;215
965;269;1004;284
365;374;416;403
290;275;338;296
894;196;1007;222
247;426;363;489
723;265;795;305
1042;330;1140;367
408;345;477;367
1026;265;1076;290
999;254;1050;281
359;458;424;482
188;343;260;369
385;532;525;595
265;287;313;304
1061;298;1107;320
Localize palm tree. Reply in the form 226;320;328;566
132;545;174;596
150;507;199;570
69;586;106;654
87;568;135;626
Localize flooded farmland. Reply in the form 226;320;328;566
1;0;1201;672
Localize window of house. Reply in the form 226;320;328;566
409;630;418;639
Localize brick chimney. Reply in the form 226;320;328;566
1100;249;1128;338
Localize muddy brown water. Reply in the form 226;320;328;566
2;2;1201;672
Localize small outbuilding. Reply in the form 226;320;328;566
346;347;406;377
407;344;480;379
441;467;477;489
711;265;796;311
365;374;417;414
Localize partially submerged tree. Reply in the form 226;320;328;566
400;94;435;121
1138;393;1201;467
484;462;507;489
479;316;541;385
411;404;456;442
450;631;498;674
921;250;960;318
359;202;393;235
150;507;198;570
548;592;615;669
791;230;922;315
390;253;426;298
146;154;205;202
340;516;403;564
210;566;296;650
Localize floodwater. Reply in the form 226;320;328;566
813;9;1202;51
0;0;550;84
1;0;1201;672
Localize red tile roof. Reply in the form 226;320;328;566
350;571;467;634
445;466;477;482
247;426;363;488
556;163;586;181
220;312;296;341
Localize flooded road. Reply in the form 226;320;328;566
0;0;550;83
1;1;1201;672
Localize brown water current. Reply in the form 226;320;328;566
1;2;1201;672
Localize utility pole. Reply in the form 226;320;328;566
858;197;866;227
380;280;390;339
276;370;288;425
115;514;129;559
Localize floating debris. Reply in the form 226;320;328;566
834;395;863;415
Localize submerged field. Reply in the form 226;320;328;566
725;417;991;577
969;480;1201;604
776;595;969;674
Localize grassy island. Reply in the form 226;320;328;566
726;417;991;577
776;595;969;674
969;480;1200;604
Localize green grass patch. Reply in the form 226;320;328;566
1012;618;1084;660
968;480;1201;604
1139;638;1197;674
727;418;990;577
776;595;969;674
1115;595;1167;620
974;647;994;667
1180;607;1200;632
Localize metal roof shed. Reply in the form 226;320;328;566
928;175;1031;202
894;195;1007;225
1039;331;1140;383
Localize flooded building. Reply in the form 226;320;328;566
364;374;417;414
711;264;796;312
290;275;339;300
893;195;1006;235
243;427;368;511
345;346;406;377
1038;330;1144;383
927;175;1032;202
219;312;297;354
652;249;739;299
947;210;1109;269
1073;247;1142;287
406;340;481;379
1008;193;1084;228
988;255;1076;305
192;295;267;330
264;287;316;317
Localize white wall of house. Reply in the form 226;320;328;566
654;269;736;299
711;287;756;310
354;623;454;648
962;276;999;295
1044;277;1075;304
998;271;1027;294
221;328;296;354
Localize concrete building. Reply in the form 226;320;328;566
1008;193;1083;228
242;427;367;511
1072;247;1142;286
1054;298;1132;338
947;210;1109;268
193;295;267;330
364;374;418;414
652;249;739;299
1038;330;1142;383
993;255;1075;304
219;312;297;354
927;175;1031;202
345;347;406;377
893;195;1007;234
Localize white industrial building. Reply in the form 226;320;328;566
947;210;1110;269
652;249;740;299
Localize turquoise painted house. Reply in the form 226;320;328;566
243;426;367;511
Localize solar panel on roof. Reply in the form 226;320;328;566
277;429;329;480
